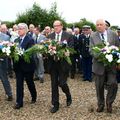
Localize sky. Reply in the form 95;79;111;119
0;0;119;26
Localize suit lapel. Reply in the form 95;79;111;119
61;32;64;41
107;30;111;43
61;32;66;41
21;36;27;49
95;32;103;44
52;32;55;40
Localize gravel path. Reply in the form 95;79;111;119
0;74;120;120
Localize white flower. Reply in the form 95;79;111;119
38;45;44;49
109;45;119;51
48;49;56;55
2;46;11;56
103;46;111;53
105;41;110;46
105;54;113;62
16;47;24;56
118;53;120;58
6;47;11;55
62;40;67;45
64;50;70;56
2;47;6;53
117;59;120;63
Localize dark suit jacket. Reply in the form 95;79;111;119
79;34;91;58
48;31;74;47
73;35;80;53
13;35;35;72
47;31;74;74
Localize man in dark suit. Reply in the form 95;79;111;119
90;19;119;113
70;27;81;79
79;25;92;82
47;20;73;113
13;23;37;109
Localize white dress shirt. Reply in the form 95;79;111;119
55;30;62;41
99;30;107;42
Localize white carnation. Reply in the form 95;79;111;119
2;46;11;56
105;54;113;62
117;59;120;63
2;47;6;53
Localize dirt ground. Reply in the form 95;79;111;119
0;73;120;120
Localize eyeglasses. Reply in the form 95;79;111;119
53;25;61;27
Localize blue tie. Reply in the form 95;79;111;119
19;38;23;47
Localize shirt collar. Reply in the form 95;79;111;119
99;30;107;36
37;33;41;37
55;30;63;36
20;34;26;40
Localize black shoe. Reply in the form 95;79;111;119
9;74;13;78
34;77;39;81
106;103;112;113
13;104;23;109
39;78;44;83
50;106;59;113
71;74;75;79
67;95;72;106
89;80;92;82
67;99;72;106
7;96;13;101
31;100;36;104
96;105;104;112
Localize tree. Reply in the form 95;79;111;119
1;21;15;28
15;2;66;30
67;18;96;31
111;25;119;31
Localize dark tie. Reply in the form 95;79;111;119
76;35;78;40
19;38;23;46
36;35;38;44
57;34;59;41
101;33;105;40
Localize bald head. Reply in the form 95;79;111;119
96;19;106;33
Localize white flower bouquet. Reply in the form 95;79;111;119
91;41;120;67
0;41;25;62
0;41;16;57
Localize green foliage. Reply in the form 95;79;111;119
23;40;75;64
111;25;119;31
15;2;66;30
1;21;15;28
67;18;96;31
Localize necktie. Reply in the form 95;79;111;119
57;34;59;41
86;35;89;38
76;35;78;40
101;33;105;40
19;38;23;46
36;35;38;44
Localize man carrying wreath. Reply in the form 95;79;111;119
47;20;74;113
90;19;119;113
13;23;37;109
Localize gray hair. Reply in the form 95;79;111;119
18;23;28;32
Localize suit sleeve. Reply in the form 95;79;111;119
68;34;74;48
